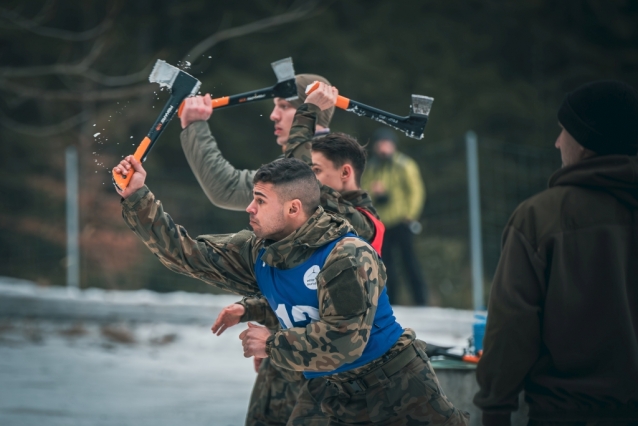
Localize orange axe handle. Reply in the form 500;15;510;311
306;81;350;109
112;136;152;190
177;96;230;117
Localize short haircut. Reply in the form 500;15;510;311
253;158;321;215
312;132;367;185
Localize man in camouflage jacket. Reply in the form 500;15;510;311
213;129;386;425
113;156;468;425
182;80;380;425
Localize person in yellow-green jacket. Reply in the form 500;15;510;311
361;128;428;306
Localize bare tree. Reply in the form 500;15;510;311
0;0;319;136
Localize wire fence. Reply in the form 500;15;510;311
410;135;559;307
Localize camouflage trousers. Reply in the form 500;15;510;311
290;341;470;425
245;357;321;426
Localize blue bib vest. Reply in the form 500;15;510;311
255;233;403;378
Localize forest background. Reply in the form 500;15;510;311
2;0;637;308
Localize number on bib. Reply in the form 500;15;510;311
275;304;320;329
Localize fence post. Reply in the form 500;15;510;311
466;131;484;310
66;146;80;290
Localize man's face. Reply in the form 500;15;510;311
246;182;288;240
555;127;588;167
311;151;345;192
270;98;297;146
374;140;396;159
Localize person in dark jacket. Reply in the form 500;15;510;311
474;80;638;426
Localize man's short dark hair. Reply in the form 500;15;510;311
253;158;320;215
311;132;367;185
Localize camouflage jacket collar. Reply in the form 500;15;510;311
260;207;353;269
341;189;374;209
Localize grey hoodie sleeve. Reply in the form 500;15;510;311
180;121;255;211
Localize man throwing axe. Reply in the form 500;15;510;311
113;155;468;425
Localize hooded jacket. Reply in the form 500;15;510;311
474;155;638;424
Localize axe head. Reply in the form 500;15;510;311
149;60;201;99
405;95;434;140
270;57;298;102
412;95;434;117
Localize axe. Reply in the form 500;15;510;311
112;59;201;191
306;82;434;140
176;57;297;116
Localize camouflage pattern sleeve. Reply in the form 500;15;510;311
238;296;281;328
284;103;320;165
321;186;376;242
265;237;384;372
121;185;261;296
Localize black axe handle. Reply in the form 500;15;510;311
177;79;297;116
341;98;429;140
307;82;432;140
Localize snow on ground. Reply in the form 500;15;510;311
0;277;476;426
0;319;256;426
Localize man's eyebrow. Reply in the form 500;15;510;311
254;190;268;198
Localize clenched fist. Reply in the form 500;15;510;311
112;155;147;199
305;82;338;111
180;94;213;129
239;322;271;359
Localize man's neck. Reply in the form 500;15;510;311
341;182;360;193
268;214;312;242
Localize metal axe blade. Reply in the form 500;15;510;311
149;60;201;96
412;95;434;117
271;57;298;102
271;57;296;83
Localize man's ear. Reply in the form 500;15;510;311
286;199;303;217
341;164;353;182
